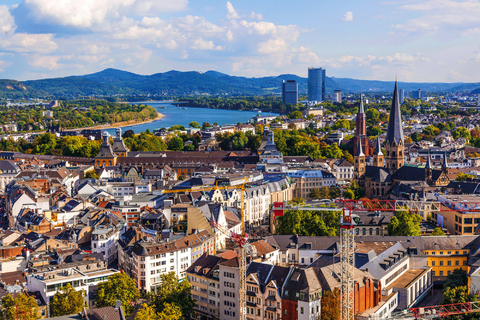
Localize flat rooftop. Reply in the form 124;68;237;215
388;268;429;290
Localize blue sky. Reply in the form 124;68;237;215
1;0;480;82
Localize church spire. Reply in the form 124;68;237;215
442;150;449;174
359;97;365;114
355;137;365;157
386;81;404;146
373;137;383;156
425;151;432;169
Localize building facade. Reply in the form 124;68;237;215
307;67;326;102
282;80;298;105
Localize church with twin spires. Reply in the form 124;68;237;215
353;81;450;198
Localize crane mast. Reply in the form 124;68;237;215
340;206;355;320
162;178;249;320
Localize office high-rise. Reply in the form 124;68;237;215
333;90;342;103
282;80;298;105
399;89;405;104
308;67;326;102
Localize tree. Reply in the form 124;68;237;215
441;286;479;319
167;136;184;151
431;227;446;236
309;188;322;199
275;210;339;236
50;284;85;317
189;121;200;128
452;127;471;140
329;185;341;199
444;269;468;290
134;303;181;320
1;293;39;320
169;125;185;131
456;172;476;181
332;119;350;130
289;110;303;119
202;122;212;129
85;170;99;179
387;211;422;236
123;129;135;138
290;197;304;205
321;288;340;320
150;272;195;319
95;272;140;315
318;186;330;199
135;303;158;320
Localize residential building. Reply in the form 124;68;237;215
91;225;120;264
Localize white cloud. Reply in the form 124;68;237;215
342;11;353;21
0;60;13;72
29;55;61;70
226;1;240;20
0;33;58;53
190;38;223;50
394;0;480;35
0;5;15;33
249;11;263;20
13;0;188;31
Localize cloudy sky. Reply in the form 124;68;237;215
1;0;480;82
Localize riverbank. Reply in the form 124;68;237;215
67;112;165;131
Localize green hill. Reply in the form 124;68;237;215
1;68;479;100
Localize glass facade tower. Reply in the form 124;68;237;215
308;67;326;102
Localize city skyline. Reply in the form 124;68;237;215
1;0;480;82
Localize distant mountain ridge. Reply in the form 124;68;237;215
1;68;480;99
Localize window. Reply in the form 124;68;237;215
464;227;473;233
440;271;444;276
431;261;435;266
440;261;444;266
464;218;473;224
456;260;460;266
301;307;304;314
448;261;451;266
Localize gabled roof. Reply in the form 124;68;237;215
391;166;444;182
364;166;391;182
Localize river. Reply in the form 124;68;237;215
106;102;278;134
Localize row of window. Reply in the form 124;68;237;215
430;260;466;266
455;216;480;224
426;251;467;255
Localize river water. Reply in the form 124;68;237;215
106;102;278;134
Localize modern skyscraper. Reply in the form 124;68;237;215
282;80;298;105
333;90;342;103
399;89;405;104
308;67;326;102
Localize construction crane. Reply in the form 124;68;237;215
162;177;249;320
274;198;480;320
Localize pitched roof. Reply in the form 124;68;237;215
386;81;404;145
364;166;391;182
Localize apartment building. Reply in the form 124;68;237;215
356;240;432;316
287;169;336;199
112;204;141;226
245;262;290;320
265;235;338;267
219;257;241;320
420;235;475;281
27;259;118;308
119;231;214;293
186;255;224;319
91;225;120;264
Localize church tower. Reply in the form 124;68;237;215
425;151;432;185
95;131;117;168
442;151;449;175
353;98;371;156
385;81;404;173
112;128;130;157
354;138;366;179
373;137;384;167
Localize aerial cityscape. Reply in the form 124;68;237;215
2;1;480;320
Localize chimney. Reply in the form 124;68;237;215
114;300;122;310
